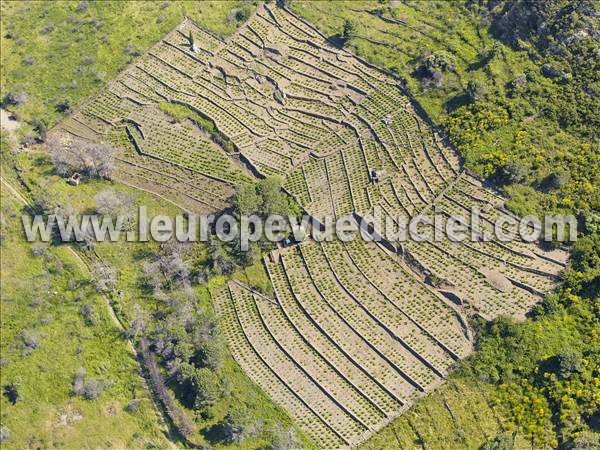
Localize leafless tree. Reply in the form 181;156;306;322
142;242;192;291
48;137;117;179
92;262;117;293
127;303;149;339
94;188;136;229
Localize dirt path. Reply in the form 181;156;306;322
1;175;125;332
1;175;30;206
0;176;176;447
67;248;128;333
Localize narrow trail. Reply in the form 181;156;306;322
0;175;177;448
2;174;128;335
1;175;29;206
68;248;128;334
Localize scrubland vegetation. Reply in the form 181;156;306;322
1;138;308;448
0;168;168;448
292;0;598;220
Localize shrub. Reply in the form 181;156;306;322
341;19;357;40
541;170;570;190
423;50;456;73
125;399;141;413
22;55;35;66
270;425;301;450
80;303;96;326
31;118;47;142
20;133;36;147
199;337;225;371
234;184;262;216
227;7;251;24
76;1;88;12
1;92;27;107
221;404;259;443
72;368;107;400
0;426;10;443
212;252;235;275
555;350;583;378
40;314;52;325
94;188;136;229
83;379;104;399
72;368;86;396
3;382;21;404
31;243;47;257
480;433;514;450
40;23;54;34
124;42;140;57
500;160;529;184
55;100;71;113
19;329;40;355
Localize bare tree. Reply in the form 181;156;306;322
31;243;47;257
92;262;117;293
94;188;136;229
48;137;72;176
125;399;141;413
127;303;149;338
84;143;116;178
142;242;193;291
3;381;22;405
48;137;117;179
222;404;261;443
72;368;108;400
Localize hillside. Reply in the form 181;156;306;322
1;1;598;449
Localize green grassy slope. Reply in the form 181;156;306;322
1;1;257;130
0;170;168;448
1;1;310;446
1;1;598;449
359;378;537;450
0;140;307;449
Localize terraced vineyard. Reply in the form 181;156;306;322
51;3;568;448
